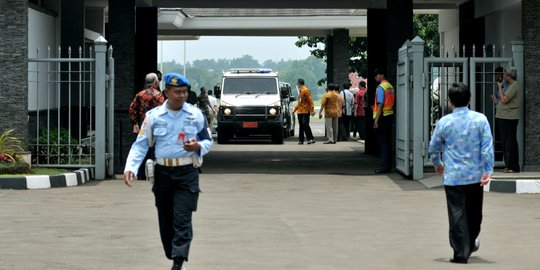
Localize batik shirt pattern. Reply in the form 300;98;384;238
428;107;494;186
129;88;165;126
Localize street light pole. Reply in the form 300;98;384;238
183;40;186;77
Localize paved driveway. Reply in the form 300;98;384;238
1;137;539;270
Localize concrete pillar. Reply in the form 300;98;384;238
366;9;387;155
0;0;28;148
459;1;485;57
135;7;158;90
366;0;413;158
60;0;85;139
330;29;350;87
326;35;334;84
60;0;84;56
386;0;413;85
107;0;136;173
522;0;540;170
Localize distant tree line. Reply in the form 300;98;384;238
160;55;328;99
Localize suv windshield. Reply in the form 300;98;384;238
222;78;278;95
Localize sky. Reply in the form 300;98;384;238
158;36;317;64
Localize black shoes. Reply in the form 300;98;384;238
450;257;468;264
450;239;478;264
171;257;185;270
298;142;304;145
472;238;480;253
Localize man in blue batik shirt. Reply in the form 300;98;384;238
124;72;213;270
429;82;493;264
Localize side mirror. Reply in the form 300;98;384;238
214;85;221;99
280;86;291;99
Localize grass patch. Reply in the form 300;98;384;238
0;166;69;177
31;167;70;175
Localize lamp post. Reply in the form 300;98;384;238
183;40;186;77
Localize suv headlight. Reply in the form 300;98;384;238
267;101;281;116
224;108;232;115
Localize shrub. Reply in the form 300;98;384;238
30;127;79;164
0;129;24;163
0;159;31;174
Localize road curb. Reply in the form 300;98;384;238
419;173;540;194
0;168;94;190
484;178;540;193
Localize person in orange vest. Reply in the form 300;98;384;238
373;68;395;174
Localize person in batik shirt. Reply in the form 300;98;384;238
129;73;165;133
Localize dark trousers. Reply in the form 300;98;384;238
496;118;520;172
377;115;393;171
353;115;365;139
338;115;351;141
298;113;314;142
153;165;200;260
445;183;484;262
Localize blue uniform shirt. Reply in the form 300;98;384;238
376;86;385;104
124;100;214;174
428;107;494;186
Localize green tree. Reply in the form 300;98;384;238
295;14;439;78
413;14;440;56
295;36;368;82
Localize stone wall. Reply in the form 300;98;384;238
0;1;28;148
107;0;137;173
331;29;350;87
523;0;540;170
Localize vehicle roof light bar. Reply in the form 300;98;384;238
228;68;273;74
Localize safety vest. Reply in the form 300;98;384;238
373;80;395;119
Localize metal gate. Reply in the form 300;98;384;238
396;37;524;180
27;37;114;180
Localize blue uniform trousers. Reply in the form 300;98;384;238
153;164;200;261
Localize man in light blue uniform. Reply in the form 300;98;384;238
124;73;213;270
429;82;493;264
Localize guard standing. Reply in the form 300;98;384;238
124;72;213;270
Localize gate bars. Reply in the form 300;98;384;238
396;36;524;180
27;36;114;180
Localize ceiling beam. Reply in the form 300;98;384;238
157;28;367;38
153;0;386;9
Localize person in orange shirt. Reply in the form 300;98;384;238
292;79;316;144
319;83;344;144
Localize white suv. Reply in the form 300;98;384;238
216;68;295;144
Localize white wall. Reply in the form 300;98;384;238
484;2;522;57
439;9;460;57
28;8;58;111
438;1;522;58
475;0;521;18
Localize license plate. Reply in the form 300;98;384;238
242;122;258;128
